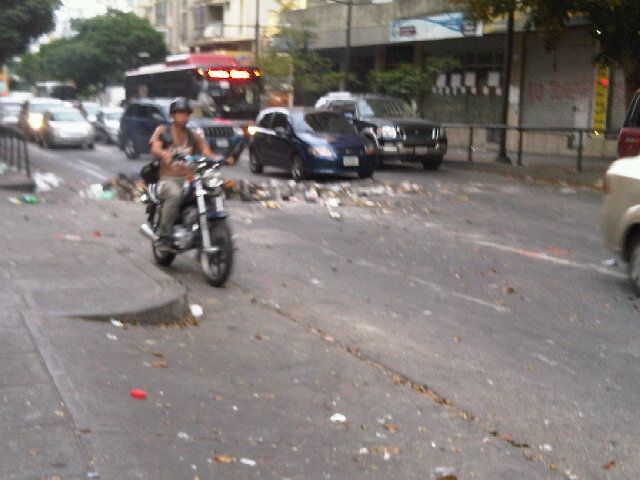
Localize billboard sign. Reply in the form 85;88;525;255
390;12;482;43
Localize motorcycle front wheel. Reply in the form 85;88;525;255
200;219;233;287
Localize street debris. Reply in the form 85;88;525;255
603;460;616;470
210;455;236;464
110;319;124;328
62;234;82;242
33;172;63;192
190;304;204;318
0;162;8;174
130;389;147;400
106;333;118;341
239;458;256;467
502;285;516;295
8;194;39;205
601;258;617;267
382;422;400;433
330;413;347;423
433;466;457;480
81;174;145;201
539;443;553;452
86;471;99;479
177;432;192;441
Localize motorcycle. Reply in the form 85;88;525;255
139;153;233;287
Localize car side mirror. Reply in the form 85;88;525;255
274;126;289;137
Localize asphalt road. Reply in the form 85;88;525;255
24;140;639;479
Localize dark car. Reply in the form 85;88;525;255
315;92;447;170
249;107;377;181
118;98;244;159
618;89;640;159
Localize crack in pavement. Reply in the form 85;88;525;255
231;280;580;480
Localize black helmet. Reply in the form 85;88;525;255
169;97;192;115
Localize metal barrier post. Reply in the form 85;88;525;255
9;135;15;168
468;126;474;162
23;136;30;177
577;130;584;172
517;127;523;166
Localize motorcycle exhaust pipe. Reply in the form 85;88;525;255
139;223;159;242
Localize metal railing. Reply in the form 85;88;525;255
442;123;619;172
0;125;30;177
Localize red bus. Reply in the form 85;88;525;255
125;53;261;121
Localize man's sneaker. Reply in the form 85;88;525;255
154;237;173;253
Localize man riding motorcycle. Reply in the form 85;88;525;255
149;97;214;252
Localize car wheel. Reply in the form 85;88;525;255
87;142;95;150
249;148;263;173
124;138;139;159
422;155;443;171
291;155;306;181
630;241;640;295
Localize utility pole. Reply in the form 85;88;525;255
340;0;353;91
255;0;260;57
498;9;514;163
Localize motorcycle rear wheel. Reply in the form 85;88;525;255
200;219;233;287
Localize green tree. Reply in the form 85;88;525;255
0;0;61;64
17;8;167;94
459;0;640;103
368;59;459;112
257;22;345;101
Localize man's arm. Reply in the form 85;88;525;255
194;131;214;157
150;125;173;164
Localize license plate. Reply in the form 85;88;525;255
415;146;429;155
343;155;359;167
216;138;229;148
215;196;224;211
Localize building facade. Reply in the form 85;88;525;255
134;0;305;58
282;0;629;158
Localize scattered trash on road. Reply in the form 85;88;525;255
177;432;192;441
110;319;124;328
210;455;236;464
539;443;553;452
433;466;457;480
239;458;256;467
106;333;118;341
601;258;617;267
8;194;39;205
330;413;347;423
86;471;99;479
603;460;616;470
130;389;147;400
33;172;63;192
190;304;203;318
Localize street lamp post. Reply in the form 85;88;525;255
255;0;260;57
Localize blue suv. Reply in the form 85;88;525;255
249;107;377;181
118;98;244;159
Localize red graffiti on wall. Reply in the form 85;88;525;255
525;80;592;104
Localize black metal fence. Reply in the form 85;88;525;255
442;124;619;172
0;126;30;177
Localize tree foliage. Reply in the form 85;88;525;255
257;21;344;100
459;0;640;101
17;9;167;94
0;0;61;64
369;58;459;110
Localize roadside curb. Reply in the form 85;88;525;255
443;159;606;189
0;173;35;192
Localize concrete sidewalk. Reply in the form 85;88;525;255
0;184;187;480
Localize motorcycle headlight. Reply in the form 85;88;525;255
308;145;334;158
377;125;398;140
28;113;44;130
203;170;224;190
233;126;244;136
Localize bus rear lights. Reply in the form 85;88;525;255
207;69;230;79
230;69;251;80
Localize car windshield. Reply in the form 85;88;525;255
83;104;100;115
190;104;216;119
292;111;357;134
0;104;21;115
31;103;62;113
357;97;414;118
103;110;123;121
51;110;85;121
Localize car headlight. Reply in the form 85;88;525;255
192;127;205;138
233;126;244;136
377;125;397;140
308;145;334;158
28;113;44;131
247;125;257;136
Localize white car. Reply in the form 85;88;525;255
602;155;640;292
38;107;95;149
